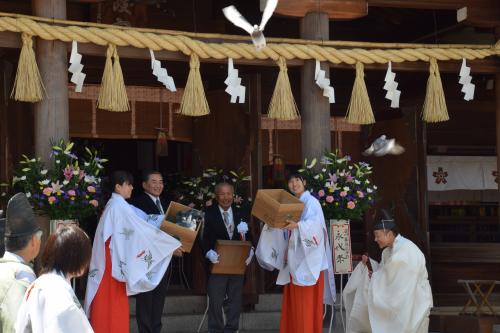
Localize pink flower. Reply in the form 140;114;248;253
347;201;356;209
63;166;73;181
318;190;325;197
67;189;76;196
340;191;347;197
48;196;57;205
79;170;86;181
206;199;213;207
89;199;98;207
325;196;334;203
43;187;53;196
346;175;354;182
357;191;364;198
87;186;96;193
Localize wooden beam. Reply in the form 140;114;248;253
368;0;464;10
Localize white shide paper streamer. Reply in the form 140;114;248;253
150;50;176;92
314;60;335;103
459;58;475;101
68;41;86;93
383;61;401;108
224;58;245;103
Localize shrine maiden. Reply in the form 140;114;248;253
84;170;181;333
343;211;433;333
15;225;93;333
256;173;335;333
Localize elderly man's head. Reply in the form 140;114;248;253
215;183;234;211
142;170;164;197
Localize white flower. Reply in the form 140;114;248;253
367;188;373;193
232;178;237;182
84;162;90;167
84;175;96;184
40;169;48;175
40;179;50;185
56;160;60;164
25;192;31;198
348;166;353;170
63;180;69;185
73;170;80;175
365;179;370;184
12;176;20;183
354;180;361;185
306;158;317;169
321;168;326;172
20;176;26;180
22;168;31;172
343;186;350;192
30;158;36;162
373;185;378;190
314;175;320;180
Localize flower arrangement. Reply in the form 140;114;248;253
176;168;252;213
298;151;377;221
11;140;107;221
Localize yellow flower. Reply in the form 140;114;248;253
85;195;89;199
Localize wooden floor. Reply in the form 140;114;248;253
432;306;500;316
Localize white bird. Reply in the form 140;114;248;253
222;0;278;51
363;135;405;157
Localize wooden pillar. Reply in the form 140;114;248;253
300;12;331;161
496;27;500;219
32;0;69;163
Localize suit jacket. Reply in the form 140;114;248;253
128;192;167;215
201;204;253;259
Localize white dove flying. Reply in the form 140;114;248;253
363;135;405;157
222;0;278;50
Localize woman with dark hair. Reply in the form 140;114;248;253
14;225;93;333
257;172;336;333
84;170;181;333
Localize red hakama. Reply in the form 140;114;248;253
90;239;129;333
279;271;325;333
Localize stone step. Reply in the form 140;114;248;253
129;295;207;315
129;308;347;332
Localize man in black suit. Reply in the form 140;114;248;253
202;182;254;333
129;170;179;333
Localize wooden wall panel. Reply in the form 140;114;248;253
172;104;193;142
135;101;160;137
96;108;131;137
69;99;93;136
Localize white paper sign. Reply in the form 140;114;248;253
315;60;335;103
68;41;86;93
331;220;353;274
224;58;245;103
383;61;401;108
150;49;177;92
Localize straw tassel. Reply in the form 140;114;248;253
179;54;210;116
267;57;299;120
422;58;449;123
10;33;45;102
97;44;129;112
346;62;375;125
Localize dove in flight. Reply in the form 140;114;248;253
363;135;405;157
222;0;278;50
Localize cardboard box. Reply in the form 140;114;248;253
211;240;251;275
251;189;304;228
160;201;203;253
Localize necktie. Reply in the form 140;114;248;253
155;198;164;214
223;211;233;238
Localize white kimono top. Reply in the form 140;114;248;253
14;271;93;333
256;190;336;305
84;193;180;316
343;235;433;333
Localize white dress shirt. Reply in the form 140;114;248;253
218;206;234;238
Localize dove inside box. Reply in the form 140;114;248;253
251;189;304;228
160;202;204;253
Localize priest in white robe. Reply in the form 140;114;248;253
255;173;336;333
343;212;433;333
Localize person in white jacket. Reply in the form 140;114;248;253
256;173;336;333
343;211;433;333
15;224;94;333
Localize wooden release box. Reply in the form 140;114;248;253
211;240;252;275
160;201;203;253
251;189;304;228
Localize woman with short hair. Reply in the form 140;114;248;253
14;225;94;333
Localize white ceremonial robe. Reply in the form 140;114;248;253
256;190;336;305
84;193;180;316
343;235;433;333
14;271;93;333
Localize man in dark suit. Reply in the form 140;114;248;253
202;182;254;333
129;170;177;333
